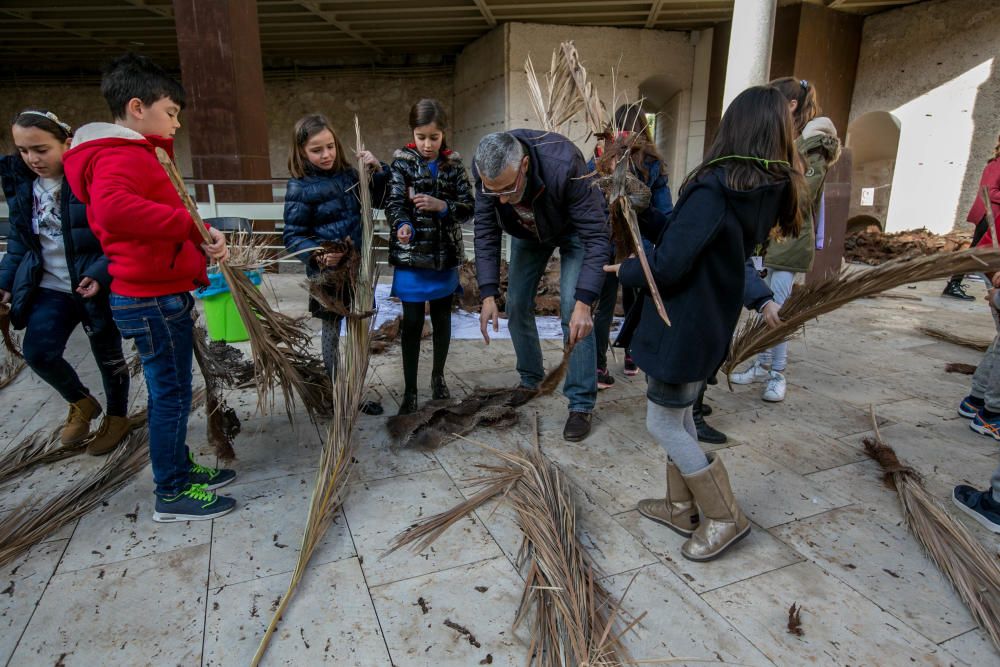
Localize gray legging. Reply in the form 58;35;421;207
646;400;709;475
757;269;795;372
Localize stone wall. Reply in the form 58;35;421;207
453;27;508;164
850;0;1000;233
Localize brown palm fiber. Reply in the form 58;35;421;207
192;324;240;461
918;326;991;353
863;406;1000;652
944;362;977;375
725;249;1000;377
251;118;378;667
0;305;25;389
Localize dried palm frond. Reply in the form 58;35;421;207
0;427;75;485
0;412;149;567
524;41;608;135
863;406;1000;652
0;354;25;390
192;323;241;461
206;340;255;387
944;362;977;375
306;239;365;319
251;117;378;667
225;228;270;270
389;417;641;665
918;326;991;353
0;304;22;358
725;249;1000;377
155;149;327;421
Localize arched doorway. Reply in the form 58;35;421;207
638;75;685;192
846;111;901;231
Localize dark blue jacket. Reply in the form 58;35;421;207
0;154;113;334
282;163;389;274
473;129;610;306
618;167;789;384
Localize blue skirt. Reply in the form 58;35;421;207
391;266;459;303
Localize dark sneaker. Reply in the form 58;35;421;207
188;452;237;491
958;395;984;419
563;411;592;442
952;485;1000;533
397;390;419;416
623;355;638;377
431;374;451;400
969;412;1000;441
694;413;727;445
153;484;236;523
360;400;384;416
942;280;974;301
597;368;615;390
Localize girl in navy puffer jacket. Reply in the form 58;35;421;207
282;113;388;390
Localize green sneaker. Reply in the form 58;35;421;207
153;483;236;523
188;452;237;491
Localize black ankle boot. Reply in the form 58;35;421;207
942;278;974;301
431;374;450;400
397;390;419;416
694;388;727;444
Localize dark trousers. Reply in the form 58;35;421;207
950;218;990;283
110;292;194;498
593;271;619;370
22;287;128;416
401;295;452;394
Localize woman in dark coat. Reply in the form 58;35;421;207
606;86;804;563
386;99;473;415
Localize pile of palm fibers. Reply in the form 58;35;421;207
389;416;642;666
0;304;25;390
0;408;150;568
917;326;991;353
307;239;364;319
156;148;329;422
725;248;1000;378
251;118;378;666
192;323;241;461
863;407;1000;652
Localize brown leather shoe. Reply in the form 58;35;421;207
562;411;592;442
86;415;132;455
637;460;699;537
61;395;102;445
680;453;751;562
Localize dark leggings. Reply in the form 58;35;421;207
401;295;452;394
950;218;990;282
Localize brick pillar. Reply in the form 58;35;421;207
172;0;271;204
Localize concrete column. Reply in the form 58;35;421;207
172;0;271;203
721;0;777;111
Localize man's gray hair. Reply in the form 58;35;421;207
475;132;525;180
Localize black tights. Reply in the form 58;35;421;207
401;295;452;394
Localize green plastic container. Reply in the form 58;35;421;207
195;269;262;343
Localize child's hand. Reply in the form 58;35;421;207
397;224;413;245
356;150;380;171
603;264;620;276
412;194;446;213
318;251;344;267
761;300;783;328
76;277;100;299
204;227;229;262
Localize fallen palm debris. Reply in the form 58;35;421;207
917;326;991;353
845;228;971;266
944;362;977;375
193;324;241;461
787;602;804;637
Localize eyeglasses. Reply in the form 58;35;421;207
480;161;526;197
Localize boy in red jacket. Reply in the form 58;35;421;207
63;54;236;522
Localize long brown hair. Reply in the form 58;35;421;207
408;98;451;165
684;85;804;239
287;113;349;178
770;77;820;135
613;103;663;180
992;133;1000;162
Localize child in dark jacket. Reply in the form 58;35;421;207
63;54;235;523
0;110;129;455
607;86;804;563
386;99;473;415
282;113;387;410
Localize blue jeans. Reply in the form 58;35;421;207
593;270;618;370
110;292;194;497
22;288;129;416
506;234;597;413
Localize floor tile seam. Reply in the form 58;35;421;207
199;520;214;667
366;554;510;591
759;501;858;531
5;522;77;667
206;550;360;591
220;466;325;493
53;538;212;578
340;510;395;666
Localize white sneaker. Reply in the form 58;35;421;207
730;362;770;385
762;371;786;402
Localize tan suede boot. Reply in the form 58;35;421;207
60;395;102;445
680;453;751;562
86;415;132;456
637;460;699;537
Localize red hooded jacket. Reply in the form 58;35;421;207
969;158;1000;248
63;123;209;297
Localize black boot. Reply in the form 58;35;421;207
397;390;419;416
431;374;450;400
942;277;974;301
694;387;727;444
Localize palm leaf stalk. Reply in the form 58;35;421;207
388;417;642;666
0;304;25;390
192;323;241;461
250;117;378;666
725;248;1000;378
524;41;608;136
155;149;327;421
917;326;991;352
863;406;1000;652
0;410;149;567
